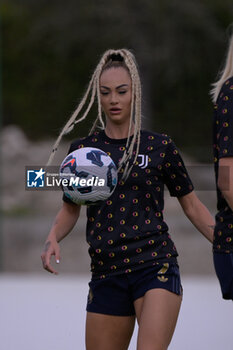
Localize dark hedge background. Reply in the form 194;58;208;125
2;0;233;160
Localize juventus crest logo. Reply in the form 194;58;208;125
137;154;149;169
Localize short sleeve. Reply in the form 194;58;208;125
162;139;194;197
62;140;82;204
217;90;233;159
63;193;74;203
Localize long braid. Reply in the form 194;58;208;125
47;53;109;165
96;72;105;129
89;116;100;135
117;49;142;180
47;70;97;165
47;48;142;181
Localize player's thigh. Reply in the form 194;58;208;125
85;311;135;350
134;288;182;350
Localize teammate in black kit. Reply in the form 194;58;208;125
210;32;233;300
41;49;214;350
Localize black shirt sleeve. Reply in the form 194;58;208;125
162;139;194;197
63;192;74;203
62;141;80;204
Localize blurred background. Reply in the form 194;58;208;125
1;1;233;349
2;0;233;274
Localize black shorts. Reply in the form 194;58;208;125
213;252;233;300
86;262;182;316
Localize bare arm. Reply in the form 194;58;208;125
218;157;233;211
178;191;215;243
41;201;81;274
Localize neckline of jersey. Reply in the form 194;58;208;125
99;130;136;144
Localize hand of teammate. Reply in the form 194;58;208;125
41;239;60;274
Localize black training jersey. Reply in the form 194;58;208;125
213;77;233;253
63;130;194;278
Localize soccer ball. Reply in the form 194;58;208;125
60;147;118;205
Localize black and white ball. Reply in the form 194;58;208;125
60;147;118;205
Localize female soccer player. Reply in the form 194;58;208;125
41;49;214;350
210;32;233;300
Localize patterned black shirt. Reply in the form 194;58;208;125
213;77;233;253
63;130;194;278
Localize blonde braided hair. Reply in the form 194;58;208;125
210;32;233;103
47;48;142;180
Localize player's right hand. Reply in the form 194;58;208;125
41;239;60;274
